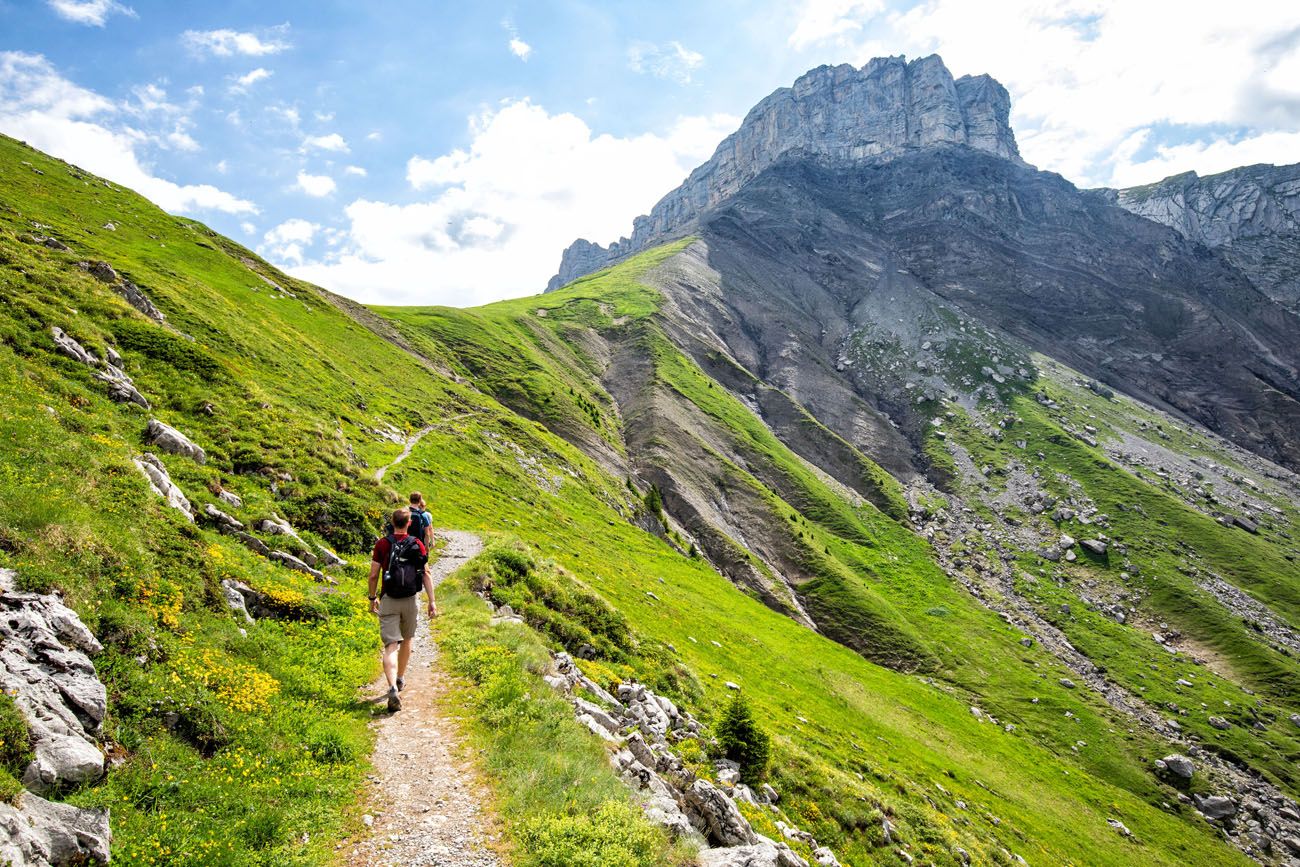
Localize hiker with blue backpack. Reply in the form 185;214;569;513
368;504;437;712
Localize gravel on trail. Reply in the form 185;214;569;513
346;531;506;867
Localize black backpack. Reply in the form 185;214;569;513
382;534;425;599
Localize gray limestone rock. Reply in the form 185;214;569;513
698;839;808;867
202;503;244;532
0;570;107;795
268;551;330;583
1159;754;1195;781
133;453;193;520
1103;164;1300;311
114;279;165;323
1194;794;1237;820
144;419;206;464
49;327;97;367
221;579;256;625
0;791;110;866
684;778;758;846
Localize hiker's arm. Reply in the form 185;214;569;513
368;561;381;614
423;565;437;618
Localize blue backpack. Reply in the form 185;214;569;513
408;507;430;542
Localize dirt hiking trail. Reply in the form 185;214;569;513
346;531;506;867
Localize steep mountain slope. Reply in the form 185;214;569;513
1102;164;1300;312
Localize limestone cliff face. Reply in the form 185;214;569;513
1103;164;1300;311
548;54;1021;291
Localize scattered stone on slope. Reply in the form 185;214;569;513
220;580;255;625
267;551;330;584
216;488;243;509
133;453;193;520
76;260;165;322
0;791;110;866
50;327;97;366
201;504;243;532
144;419;205;464
542;651;839;866
50;327;149;408
698;840;808;867
1157;754;1194;782
1194;794;1237;821
0;570;107;795
112;279;165;323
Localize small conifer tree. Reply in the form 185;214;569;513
715;691;771;784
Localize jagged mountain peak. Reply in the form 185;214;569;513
547;53;1021;291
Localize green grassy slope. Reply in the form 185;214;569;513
1;130;1287;866
0;133;670;864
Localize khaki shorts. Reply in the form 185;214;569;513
378;594;418;645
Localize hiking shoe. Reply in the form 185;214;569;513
386;687;402;713
396;676;405;692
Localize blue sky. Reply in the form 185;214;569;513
3;0;1299;305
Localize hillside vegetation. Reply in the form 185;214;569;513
2;128;1297;867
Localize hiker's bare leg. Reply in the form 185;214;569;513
382;641;400;689
397;636;413;680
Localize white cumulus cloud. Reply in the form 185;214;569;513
262;218;319;264
295;171;336;197
343;165;367;176
509;38;533;60
183;26;291;57
46;0;134;26
0;51;255;215
301;132;349;153
786;0;1300;188
627;41;704;85
290;99;739;305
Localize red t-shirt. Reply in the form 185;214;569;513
372;532;428;566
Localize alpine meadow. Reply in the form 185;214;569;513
1;12;1300;867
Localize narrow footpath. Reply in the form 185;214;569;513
346;531;505;867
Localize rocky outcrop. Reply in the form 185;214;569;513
548;54;1021;290
50;326;149;409
268;550;330;583
1102;163;1300;311
543;652;830;867
144;419;206;464
77;260;165;322
0;792;110;866
133;452;194;520
0;573;107;795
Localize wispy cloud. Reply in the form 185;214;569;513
0;51;254;214
229;67;272;94
46;0;135;27
183;25;291;57
627;40;704;85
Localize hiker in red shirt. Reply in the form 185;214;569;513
369;507;437;712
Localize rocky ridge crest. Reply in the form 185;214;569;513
548;54;1020;290
1101;164;1300;311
